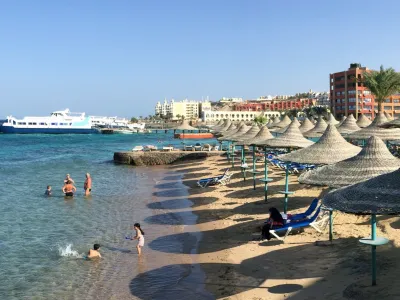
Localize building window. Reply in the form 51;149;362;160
384;99;391;103
363;90;371;95
349;98;356;103
348;90;356;95
336;92;341;96
384;106;392;110
393;99;400;103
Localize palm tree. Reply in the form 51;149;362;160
362;65;400;113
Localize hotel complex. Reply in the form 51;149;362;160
330;63;400;119
155;99;211;120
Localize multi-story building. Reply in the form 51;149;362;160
155;98;211;120
330;63;400;119
202;110;279;123
234;98;316;112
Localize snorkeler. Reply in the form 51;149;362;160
87;244;101;258
62;180;77;197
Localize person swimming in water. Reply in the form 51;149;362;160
44;185;52;196
84;173;92;196
129;223;145;255
62;180;77;197
87;244;101;258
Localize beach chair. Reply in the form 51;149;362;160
288;199;319;222
184;145;194;151
269;206;328;241
202;144;212;151
143;145;158;151
214;145;220;151
197;169;231;188
132;146;144;152
194;143;202;151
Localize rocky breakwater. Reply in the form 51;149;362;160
114;150;222;166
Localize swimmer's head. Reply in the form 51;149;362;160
86;173;90;178
66;174;70;177
47;186;51;189
66;180;71;184
94;244;100;250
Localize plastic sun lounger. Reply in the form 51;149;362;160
197;169;231;188
269;206;328;241
289;199;319;222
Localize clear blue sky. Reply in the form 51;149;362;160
1;0;400;118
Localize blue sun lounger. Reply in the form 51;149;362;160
197;169;231;188
289;198;319;222
270;206;328;241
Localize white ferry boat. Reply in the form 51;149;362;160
0;109;98;134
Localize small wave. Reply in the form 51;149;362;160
58;244;83;258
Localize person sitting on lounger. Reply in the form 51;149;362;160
261;207;284;241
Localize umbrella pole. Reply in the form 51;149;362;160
283;162;290;214
252;145;256;190
263;147;270;202
242;146;246;181
231;143;235;168
371;214;377;286
226;142;231;161
329;210;333;242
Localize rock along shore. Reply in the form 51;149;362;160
113;150;222;166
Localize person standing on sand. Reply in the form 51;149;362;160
62;180;77;197
84;173;92;196
130;223;145;255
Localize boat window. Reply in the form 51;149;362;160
18;122;26;125
51;123;58;126
69;123;72;125
13;121;16;125
40;123;46;125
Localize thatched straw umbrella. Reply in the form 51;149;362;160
272;117;301;134
173;119;198;131
347;113;400;141
218;122;239;137
266;119;274;127
357;114;372;128
323;167;400;286
217;119;232;133
212;119;224;129
379;118;400;128
299;136;400;188
221;124;250;167
259;122;314;212
303;116;328;138
268;116;281;128
298;118;315;133
279;124;361;165
271;115;291;129
384;111;394;121
326;113;340;125
337;114;361;134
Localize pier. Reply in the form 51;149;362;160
113;150;221;166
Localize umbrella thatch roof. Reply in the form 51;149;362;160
227;124;250;141
298;118;315;133
380;119;400;128
245;126;274;145
173;120;198;131
278;124;361;164
217;119;232;133
267;116;281;128
234;125;260;143
323;166;400;215
266;119;273;127
220;123;239;136
356;114;372;128
326;113;340;125
299;136;400;188
347;113;400;141
272;117;301;133
384;111;394;121
271;115;292;128
212;119;225;128
259;121;314;148
337;114;361;134
303;116;328;138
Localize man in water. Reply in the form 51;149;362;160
62;180;77;197
84;173;92;196
64;174;75;184
87;244;101;258
45;186;52;196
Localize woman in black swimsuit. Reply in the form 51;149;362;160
63;180;77;197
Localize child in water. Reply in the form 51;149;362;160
45;186;52;196
131;223;145;255
87;244;101;258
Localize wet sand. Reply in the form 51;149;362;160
156;154;400;300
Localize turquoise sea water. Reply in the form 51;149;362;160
0;133;215;300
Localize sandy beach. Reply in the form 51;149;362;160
165;153;400;300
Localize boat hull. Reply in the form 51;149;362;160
0;126;98;134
